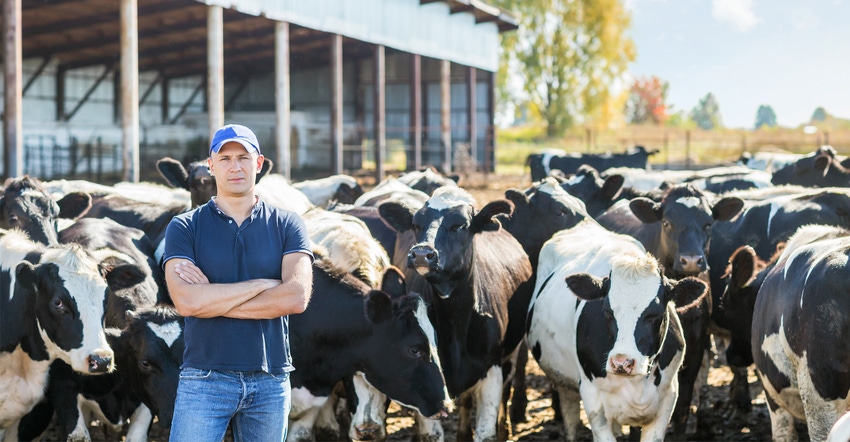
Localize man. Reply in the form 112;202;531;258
163;124;313;441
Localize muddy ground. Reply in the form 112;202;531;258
43;172;807;441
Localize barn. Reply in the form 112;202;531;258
0;0;516;182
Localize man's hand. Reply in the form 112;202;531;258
173;261;210;284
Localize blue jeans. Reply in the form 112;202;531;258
169;368;291;442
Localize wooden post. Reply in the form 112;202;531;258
331;34;343;175
275;21;291;179
440;59;451;174
120;0;139;182
467;66;477;172
410;54;422;171
3;0;22;178
685;130;691;169
373;45;386;181
207;5;224;141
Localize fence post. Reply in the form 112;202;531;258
664;132;669;169
741;133;747;158
685;130;691;169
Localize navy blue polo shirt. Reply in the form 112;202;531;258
163;198;313;373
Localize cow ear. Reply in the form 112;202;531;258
504;189;529;208
257;158;273;183
629;197;661;224
669;276;707;309
103;264;147;290
57;192;92;220
601;175;624;202
380;266;406;299
379;202;415;232
15;261;38;288
565;273;609;301
814;155;831;176
712;196;744;222
156;157;190;189
472;200;513;233
364;291;393;324
729;246;757;289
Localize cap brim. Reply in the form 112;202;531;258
210;138;260;156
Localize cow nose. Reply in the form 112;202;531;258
353;424;384;441
409;245;438;267
677;254;705;273
88;351;114;373
610;354;635;375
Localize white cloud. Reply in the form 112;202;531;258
711;0;760;32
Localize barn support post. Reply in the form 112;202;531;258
467;66;477;171
56;65;66;121
3;0;23;178
440;59;452;174
331;33;343;175
487;70;495;174
207;5;224;141
275;21;291;180
161;76;169;124
120;0;140;182
373;44;386;181
409;54;423;171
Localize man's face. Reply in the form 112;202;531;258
208;142;263;197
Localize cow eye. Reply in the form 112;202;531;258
661;220;671;229
704;223;712;232
8;214;18;225
139;359;152;372
409;346;424;358
52;298;64;310
450;224;467;233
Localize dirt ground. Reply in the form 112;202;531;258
43;172;802;441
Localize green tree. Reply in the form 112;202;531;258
754;105;777;129
690;93;722;130
811;107;828;122
492;0;635;137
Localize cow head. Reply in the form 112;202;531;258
380;187;512;298
718;246;770;367
559;165;624;217
156;156;273;208
629;184;744;278
120;306;184;427
397;166;460;196
0;176;91;246
567;253;706;377
15;244;124;374
771;145;850;187
359;267;450;420
503;178;590;267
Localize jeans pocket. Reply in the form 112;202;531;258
268;371;290;382
179;367;213;380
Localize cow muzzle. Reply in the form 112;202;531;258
87;349;114;373
609;354;636;376
675;254;706;275
408;245;439;273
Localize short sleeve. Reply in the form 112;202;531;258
162;214;196;269
283;213;314;262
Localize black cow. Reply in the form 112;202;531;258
528;145;658;182
380;187;533;441
557;164;625;217
156;156;273;208
292;174;364;208
0;176;91;245
752;224;850;441
0;230;145;439
596;184;744;435
771;145;850;187
288;261;449;441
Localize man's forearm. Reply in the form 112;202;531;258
171;279;280;318
222;278;311;319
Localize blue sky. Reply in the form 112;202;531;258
626;0;850;129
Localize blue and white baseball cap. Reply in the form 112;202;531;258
209;124;261;156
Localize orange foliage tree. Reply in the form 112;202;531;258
625;76;670;125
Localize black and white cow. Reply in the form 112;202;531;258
396;166;460;196
380;187;533;441
738;151;805;173
0;229;143;439
292;174;364;208
354;177;430;209
288;261;450;442
752;224;850;441
526;220;707;441
0;176;92;245
557;164;625;217
528;145;658;182
771;145;850;187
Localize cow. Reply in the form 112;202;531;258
771;145;850;187
557;164;625;217
595;183;744;435
708;187;850;415
288;261;450;442
526;220;707;441
528;145;658;182
292;174;364;208
354;177;430;209
379;187;533;441
327;203;398;263
737;151;805;173
0;229;146;439
396;166;460;196
602;165;769;194
752;224;850;442
0;176;92;245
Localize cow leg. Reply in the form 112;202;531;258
347;373;388;441
728;365;753;417
314;394;342;441
555;384;582;442
798;367;849;442
472;365;503;442
289;388;326;442
414;412;444;442
580;386;615;442
124;404;153;442
456;392;474;442
766;398;798;442
638;379;678;442
508;343;529;424
671;345;708;437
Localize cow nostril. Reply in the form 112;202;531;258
426;251;436;260
88;354;113;373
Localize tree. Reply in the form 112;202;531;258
811;107;828;122
492;0;636;137
625;76;670;125
754;105;777;129
690;93;722;130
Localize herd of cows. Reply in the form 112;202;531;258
1;144;850;442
